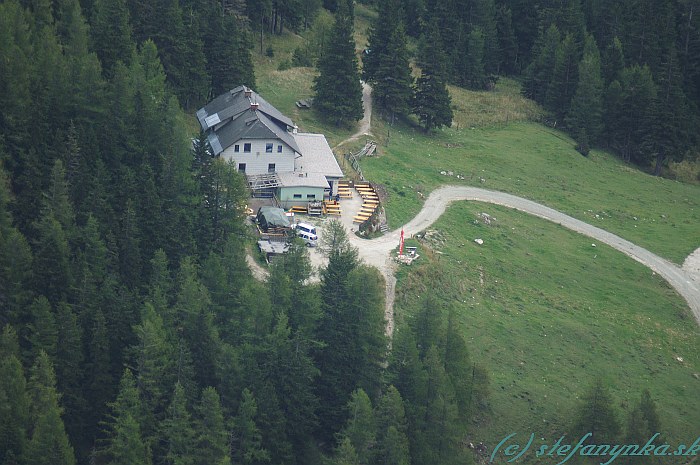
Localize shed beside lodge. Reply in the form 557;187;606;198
197;86;344;203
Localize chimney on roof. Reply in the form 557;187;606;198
251;102;259;111
244;87;252;98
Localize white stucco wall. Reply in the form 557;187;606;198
220;138;296;175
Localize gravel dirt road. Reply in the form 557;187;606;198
349;186;700;329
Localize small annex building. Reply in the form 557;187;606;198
196;86;343;205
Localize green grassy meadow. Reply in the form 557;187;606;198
362;118;700;264
394;203;700;460
250;11;700;456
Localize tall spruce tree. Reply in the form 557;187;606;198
372;21;414;120
572;378;621;443
413;19;453;131
90;0;134;78
313;2;363;126
566;34;603;151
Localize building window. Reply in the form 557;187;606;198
244;143;251;152
293;194;302;199
238;163;246;173
268;163;276;173
306;194;316;199
234;144;240;153
266;143;273;153
277;145;283;153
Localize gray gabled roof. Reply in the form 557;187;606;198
196;86;296;148
206;107;300;156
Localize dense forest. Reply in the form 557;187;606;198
359;0;700;170
0;0;693;464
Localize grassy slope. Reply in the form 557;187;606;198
361;92;700;264
395;204;699;459
250;6;700;456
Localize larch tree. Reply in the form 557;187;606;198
195;387;230;465
0;350;30;463
26;351;76;465
339;389;376;465
232;388;270;465
100;369;152;465
375;386;410;465
162;382;197;465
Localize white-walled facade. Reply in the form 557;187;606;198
220;138;296;175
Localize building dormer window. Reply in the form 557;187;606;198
266;143;273;153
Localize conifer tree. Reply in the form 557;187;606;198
364;0;413;120
545;33;579;119
256;313;319;457
250;381;293;465
333;436;359;465
496;4;518;74
567;34;603;151
0;353;30;463
414;346;462;465
100;369;152;465
163;382;197;465
313;2;363;126
27;296;58;359
26;351;77;465
463;28;487;90
572;378;621;443
86;309;114;430
195;387;230;465
54;303;86;457
372;21;414;120
339;389;376;465
375;386;410;465
134;303;177;438
362;0;399;82
232;389;270;465
523;24;561;104
345;266;387;396
413;19;453;131
90;0;134;78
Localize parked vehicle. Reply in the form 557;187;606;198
292;222;319;247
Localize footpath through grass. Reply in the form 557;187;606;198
395;203;700;461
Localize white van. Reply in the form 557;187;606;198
293;222;319;247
